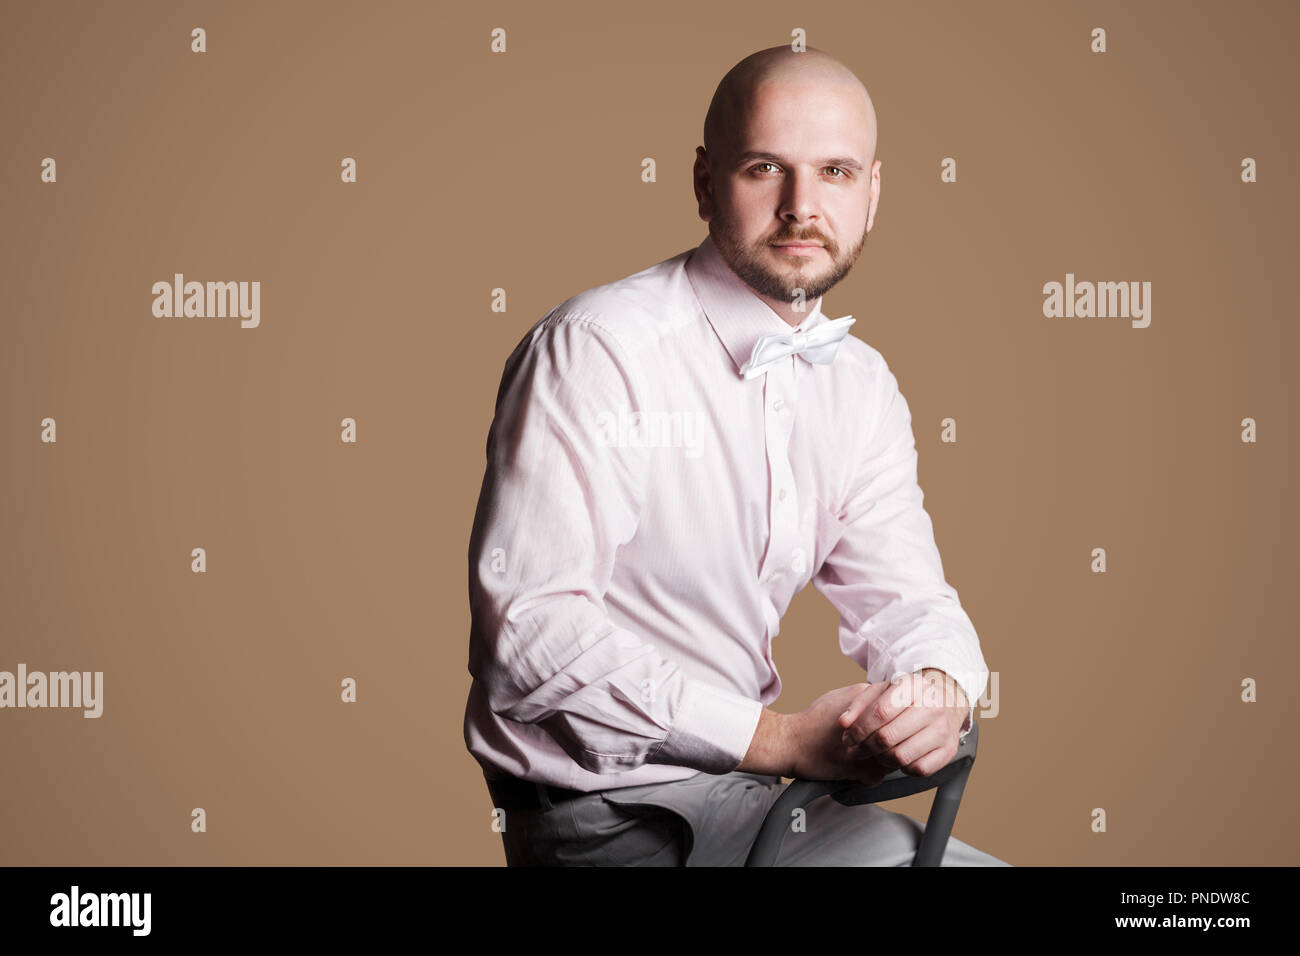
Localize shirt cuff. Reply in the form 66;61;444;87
957;701;974;740
650;676;763;774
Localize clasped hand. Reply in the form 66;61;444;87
792;671;968;784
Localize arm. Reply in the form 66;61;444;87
468;312;762;775
738;696;889;786
811;358;988;739
735;708;791;776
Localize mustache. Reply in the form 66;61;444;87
769;233;830;246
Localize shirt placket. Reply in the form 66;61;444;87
756;356;800;634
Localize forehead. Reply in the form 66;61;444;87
737;81;873;156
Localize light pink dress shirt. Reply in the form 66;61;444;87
464;233;989;791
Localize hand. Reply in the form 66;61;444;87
786;683;893;785
838;670;968;778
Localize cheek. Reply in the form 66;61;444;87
729;181;777;211
718;202;767;240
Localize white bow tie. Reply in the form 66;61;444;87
737;315;857;380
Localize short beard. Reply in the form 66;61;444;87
709;219;868;305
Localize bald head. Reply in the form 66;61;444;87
702;46;877;168
693;46;882;325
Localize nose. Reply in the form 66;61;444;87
778;167;820;227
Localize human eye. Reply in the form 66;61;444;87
749;161;780;175
825;166;847;178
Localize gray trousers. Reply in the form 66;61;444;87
494;770;1012;866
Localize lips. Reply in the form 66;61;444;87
772;242;824;257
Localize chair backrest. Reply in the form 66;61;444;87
744;720;979;866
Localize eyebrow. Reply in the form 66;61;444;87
734;150;865;173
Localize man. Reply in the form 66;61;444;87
464;45;1009;866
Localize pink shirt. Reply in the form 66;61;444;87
464;233;989;791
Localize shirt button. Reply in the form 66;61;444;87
777;487;787;501
773;398;785;411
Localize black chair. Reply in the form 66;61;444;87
744;720;979;866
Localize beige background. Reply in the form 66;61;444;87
1;0;1295;866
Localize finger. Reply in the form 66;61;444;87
857;686;955;760
842;675;926;743
837;682;882;728
842;712;925;764
842;680;930;749
900;736;958;777
838;681;890;731
841;681;908;742
892;724;954;775
889;673;930;711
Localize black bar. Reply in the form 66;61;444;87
0;865;1280;942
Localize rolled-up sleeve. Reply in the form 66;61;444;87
812;360;988;738
468;311;762;774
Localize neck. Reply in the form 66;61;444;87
759;292;823;328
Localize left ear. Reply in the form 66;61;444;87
865;159;882;232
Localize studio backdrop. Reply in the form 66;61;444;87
2;0;1296;865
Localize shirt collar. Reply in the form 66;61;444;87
685;233;830;377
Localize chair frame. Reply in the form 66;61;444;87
744;720;979;866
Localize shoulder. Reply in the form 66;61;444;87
826;332;914;453
498;248;693;397
537;246;696;358
832;330;899;396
